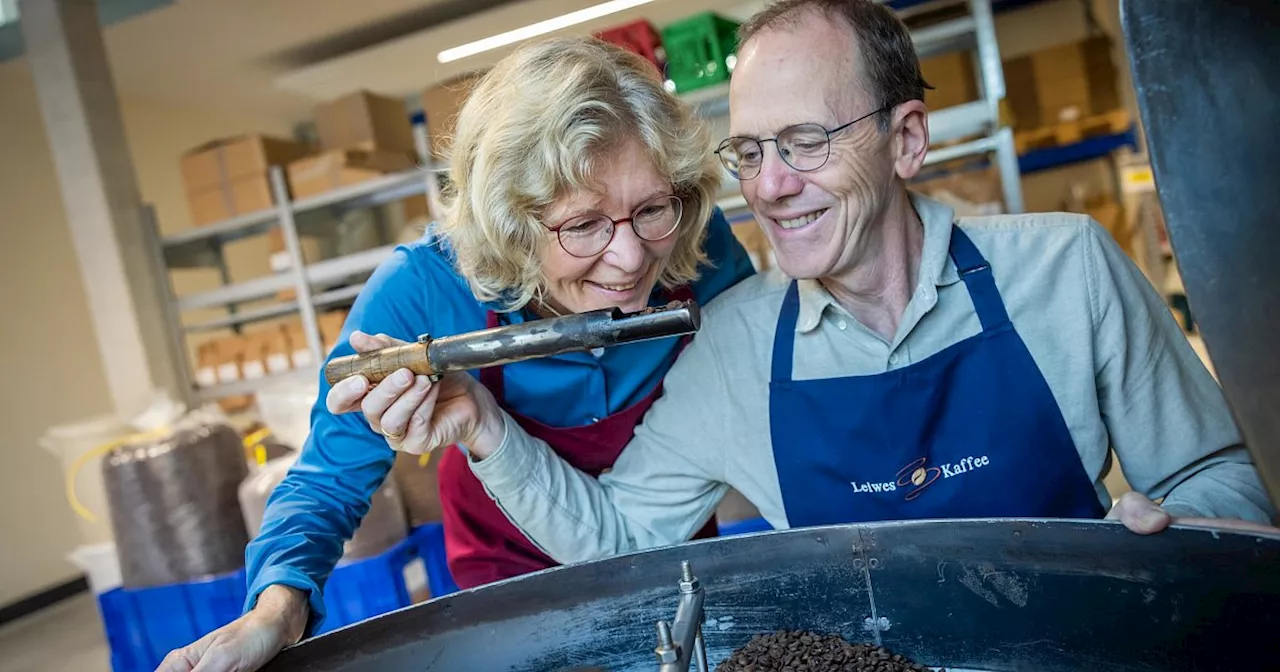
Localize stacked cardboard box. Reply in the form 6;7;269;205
1003;36;1120;130
286;90;420;201
919;51;979;112
287;149;415;200
193;309;350;413
420;72;487;161
180;135;312;226
315;91;416;156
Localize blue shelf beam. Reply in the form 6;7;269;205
1017;128;1138;174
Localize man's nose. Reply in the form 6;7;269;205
752;145;804;203
602;222;646;273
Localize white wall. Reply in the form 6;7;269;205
0;60;292;605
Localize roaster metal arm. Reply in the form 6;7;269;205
655;561;709;672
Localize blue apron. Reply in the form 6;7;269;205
769;227;1105;526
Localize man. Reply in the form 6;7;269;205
383;1;1273;560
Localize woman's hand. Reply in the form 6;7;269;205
156;584;307;672
326;331;507;459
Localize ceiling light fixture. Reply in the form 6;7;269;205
437;0;657;63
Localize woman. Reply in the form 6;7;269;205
159;35;753;672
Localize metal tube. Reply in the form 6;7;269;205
325;300;700;385
428;301;699;374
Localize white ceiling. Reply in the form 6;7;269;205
11;0;763;124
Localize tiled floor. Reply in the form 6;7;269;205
0;594;110;672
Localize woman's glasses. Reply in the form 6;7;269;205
548;194;684;258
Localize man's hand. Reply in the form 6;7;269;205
156;585;308;672
326;331;508;459
1106;491;1280;535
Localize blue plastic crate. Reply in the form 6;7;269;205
719;517;774;536
97;569;248;672
410;522;460;598
317;535;419;634
96;533;442;670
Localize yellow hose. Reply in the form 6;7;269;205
64;425;172;524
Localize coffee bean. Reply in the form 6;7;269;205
713;629;942;672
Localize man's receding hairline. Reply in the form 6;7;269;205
741;2;858;48
739;5;870;110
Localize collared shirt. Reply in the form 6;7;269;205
472;192;1274;565
243;208;756;632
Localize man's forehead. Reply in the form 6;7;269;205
727;12;865;136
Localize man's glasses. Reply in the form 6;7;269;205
547;194;684;258
715;107;888;180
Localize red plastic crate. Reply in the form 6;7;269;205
595;19;666;74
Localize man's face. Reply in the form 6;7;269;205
728;11;899;280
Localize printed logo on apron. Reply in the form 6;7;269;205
850;455;994;501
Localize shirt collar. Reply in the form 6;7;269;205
794;191;961;333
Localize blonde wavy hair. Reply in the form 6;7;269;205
435;36;723;311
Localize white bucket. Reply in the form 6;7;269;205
67;543;122;594
40;414;130;545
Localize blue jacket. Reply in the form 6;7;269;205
243;209;756;632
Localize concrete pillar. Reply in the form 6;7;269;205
19;0;185;418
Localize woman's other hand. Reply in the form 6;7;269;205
156;585;306;672
326;331;507;458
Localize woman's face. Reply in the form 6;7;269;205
539;139;681;315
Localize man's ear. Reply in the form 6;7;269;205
891;100;930;180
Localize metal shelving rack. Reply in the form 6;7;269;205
704;0;1025;221
147;125;447;407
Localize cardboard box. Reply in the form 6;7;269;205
194;340;221;389
285;323;316;370
267;228;328;301
186;174;275;226
317;310;348;354
240;334;269;382
912;166;1005;216
315;91;416;155
181;134;311;193
263;328;294;375
1003;36;1120;131
919;51;979;112
286;149;415;200
1002;56;1040;129
181;134;310;226
212;335;255;414
421;71;487;159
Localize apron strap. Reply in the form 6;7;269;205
948;227;1010;331
771;280;801;383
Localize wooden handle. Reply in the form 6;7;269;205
324;342;435;386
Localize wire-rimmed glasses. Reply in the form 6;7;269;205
547;194;684;258
714;107;888;180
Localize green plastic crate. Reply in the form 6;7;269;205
661;12;741;94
